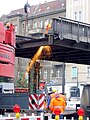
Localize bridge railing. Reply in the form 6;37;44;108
52;17;90;43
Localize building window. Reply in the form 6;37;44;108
47;7;50;10
15;25;17;33
23;24;24;29
87;66;90;78
38;9;41;12
72;67;78;79
44;70;47;80
28;23;30;27
33;21;37;28
50;19;52;24
45;19;49;28
79;11;82;21
56;69;60;78
74;12;78;21
70;86;80;98
39;20;43;28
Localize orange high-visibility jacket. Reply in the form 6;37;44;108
49;97;66;113
50;93;66;101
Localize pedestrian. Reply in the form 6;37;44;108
49;92;66;119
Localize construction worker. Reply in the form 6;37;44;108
45;23;51;34
47;89;57;109
49;92;66;119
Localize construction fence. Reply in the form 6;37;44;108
0;113;90;120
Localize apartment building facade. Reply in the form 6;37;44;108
66;0;90;23
1;0;90;97
65;0;90;98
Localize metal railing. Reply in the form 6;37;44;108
52;17;90;43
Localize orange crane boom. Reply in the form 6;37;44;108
22;45;51;82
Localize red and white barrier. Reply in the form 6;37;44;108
49;117;89;120
29;94;45;110
0;113;43;120
0;113;90;120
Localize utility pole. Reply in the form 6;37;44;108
76;68;79;99
77;68;79;87
62;63;65;94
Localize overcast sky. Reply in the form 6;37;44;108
0;0;53;17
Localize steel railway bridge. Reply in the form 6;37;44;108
15;17;90;65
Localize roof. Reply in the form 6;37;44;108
34;0;66;15
0;0;66;19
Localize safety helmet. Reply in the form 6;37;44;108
52;89;57;93
6;23;10;28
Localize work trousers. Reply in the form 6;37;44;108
52;113;63;119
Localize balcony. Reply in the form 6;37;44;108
28;28;44;35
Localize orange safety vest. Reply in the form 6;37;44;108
50;93;66;101
49;97;66;113
45;24;51;34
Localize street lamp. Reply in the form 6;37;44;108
24;1;30;35
24;1;30;14
62;62;65;94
